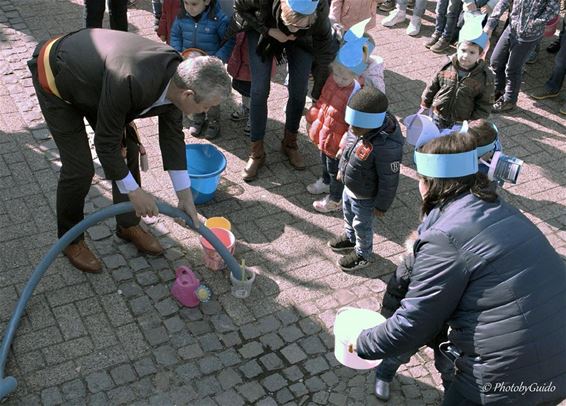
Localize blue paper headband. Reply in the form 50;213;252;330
337;18;375;75
345;106;386;129
476;139;498;156
287;0;319;15
415;150;479;178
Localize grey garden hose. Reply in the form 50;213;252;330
0;202;241;400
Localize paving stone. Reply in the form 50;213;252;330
154;297;178;317
329;392;348;405
238;341;264;358
239;359;263;379
199;355;224;374
200;300;222;315
238;381;266;403
101;293;134;327
217;367;243;390
110;364;137;385
40;387;63;406
261;373;287;392
304;357;330;375
130;296;153;316
61;379;86;400
87;392;109;406
102;254;127;270
168;386;199;404
85;371;114;393
195;375;222;397
313;390;330;404
107;385;137;405
280;343;307;364
116;323;149;360
279;325;304;342
219;331;242;347
257;315;282;333
175;362;202;381
164;315;185;333
146;284;169;302
188;320;213;336
154;345;178;366
52;303;87;340
198;332;223;352
257;397;278;406
210;313;237;332
259;352;284;371
276;308;300;325
283;365;304;382
215;389;245;406
240;323;262;339
129;257;151;272
179;307;203;321
289;382;308;397
218;348;242;367
305;376;326;392
299;335;326;354
133;357;157;377
112;267;133;282
276;387;294;404
178;343;204;360
321;371;340;387
141;325;168;346
260;332;285;351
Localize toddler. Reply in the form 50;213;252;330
327;86;404;271
170;0;234;139
421;27;494;129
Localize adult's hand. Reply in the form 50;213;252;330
480;5;492;13
268;28;296;43
463;2;477;11
128;188;159;217
176;188;201;229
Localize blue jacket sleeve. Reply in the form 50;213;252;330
373;141;402;212
214;13;236;62
356;230;471;359
170;19;183;52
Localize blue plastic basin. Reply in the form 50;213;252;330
185;144;227;204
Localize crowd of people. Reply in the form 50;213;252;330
26;0;566;405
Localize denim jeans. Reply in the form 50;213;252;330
247;30;313;142
376;346;455;390
397;0;427;17
342;190;374;259
545;25;566;92
321;152;343;202
84;0;128;31
434;0;462;40
490;25;539;103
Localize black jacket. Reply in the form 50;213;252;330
338;113;404;212
225;0;338;67
357;193;566;404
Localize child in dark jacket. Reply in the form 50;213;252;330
170;0;234;139
421;32;494;130
328;86;404;271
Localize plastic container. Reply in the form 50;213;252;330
204;217;231;231
185;144;227;205
170;265;201;307
545;15;560;37
403;113;440;146
199;227;235;271
230;267;256;298
333;307;386;369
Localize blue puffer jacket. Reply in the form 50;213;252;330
337;113;404;212
356;193;566;404
170;0;234;62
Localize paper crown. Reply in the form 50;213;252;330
458;12;489;50
337;18;375;75
287;0;319;15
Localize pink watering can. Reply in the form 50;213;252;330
171;265;211;308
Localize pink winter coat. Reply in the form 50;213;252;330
329;0;378;30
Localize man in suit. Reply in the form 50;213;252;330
28;28;231;273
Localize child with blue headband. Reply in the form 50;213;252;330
327;86;404;271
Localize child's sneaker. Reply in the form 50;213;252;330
327;234;356;252
382;9;406;27
338;252;370;271
230;103;249;122
204;120;220;140
313;195;342;213
187;116;205;137
306;178;330;195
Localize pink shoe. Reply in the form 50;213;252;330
313;196;342;213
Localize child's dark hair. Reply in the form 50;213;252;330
467;119;498;147
348;86;388;113
418;132;497;216
458;40;483;56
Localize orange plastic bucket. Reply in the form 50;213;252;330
204;217;231;231
199;227;235;271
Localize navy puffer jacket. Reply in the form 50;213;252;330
170;0;234;62
356;193;566;404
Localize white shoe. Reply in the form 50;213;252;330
307;178;330;195
382;9;406;27
313;195;342;213
406;16;421;36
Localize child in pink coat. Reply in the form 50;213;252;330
329;0;378;30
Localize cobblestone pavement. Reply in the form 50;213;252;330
1;0;565;405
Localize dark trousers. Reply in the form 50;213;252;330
546;23;566;92
247;30;313;141
490;25;539;103
320;152;342;202
84;0;128;31
28;46;139;242
442;385;481;406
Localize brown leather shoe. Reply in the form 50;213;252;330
281;129;305;170
63;240;102;273
241;140;266;181
117;225;164;255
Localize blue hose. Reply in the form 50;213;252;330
0;202;241;400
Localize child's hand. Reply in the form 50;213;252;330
336;170;343;182
374;209;385;218
480;5;492;13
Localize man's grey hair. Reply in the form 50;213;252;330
173;56;231;103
